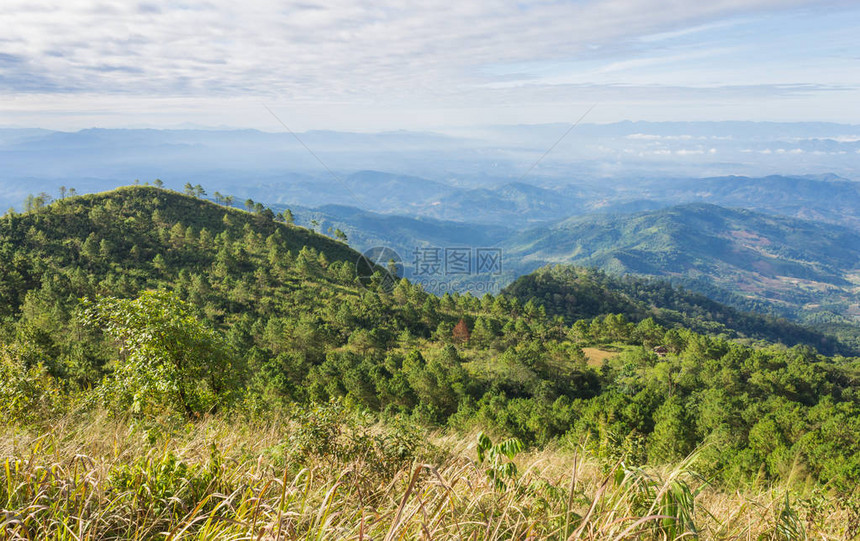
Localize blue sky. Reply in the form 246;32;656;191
1;0;858;131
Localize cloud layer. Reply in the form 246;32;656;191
2;0;858;129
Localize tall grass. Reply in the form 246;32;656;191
0;410;855;540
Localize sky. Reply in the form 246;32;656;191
1;0;859;131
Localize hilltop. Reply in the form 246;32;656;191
0;185;360;314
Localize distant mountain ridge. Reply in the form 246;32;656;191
279;202;512;260
503;203;860;317
2;122;859;213
4;185;853;356
633;174;860;229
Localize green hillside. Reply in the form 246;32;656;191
504;203;860;317
0;186;369;386
503;265;853;355
0;185;360;312
2;187;860;538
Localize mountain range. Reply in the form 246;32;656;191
3;122;860;211
3;186;854;357
3;124;860;329
503;203;860;318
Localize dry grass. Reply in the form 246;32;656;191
0;412;856;540
581;348;620;368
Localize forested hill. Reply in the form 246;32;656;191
3;186;860;491
503;266;852;355
0;185;382;389
0;186;360;315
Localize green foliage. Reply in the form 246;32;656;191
1;186;860;492
0;346;64;423
614;460;703;539
81;290;235;417
108;449;222;516
476;432;524;490
773;494;808;541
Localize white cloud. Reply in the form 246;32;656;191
0;0;858;129
626;133;695;140
626;133;664;140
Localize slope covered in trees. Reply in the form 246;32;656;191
1;186;859;497
503;265;854;355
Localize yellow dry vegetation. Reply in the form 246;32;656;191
581;347;620;367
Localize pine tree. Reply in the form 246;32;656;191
81;233;99;260
283;209;294;225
